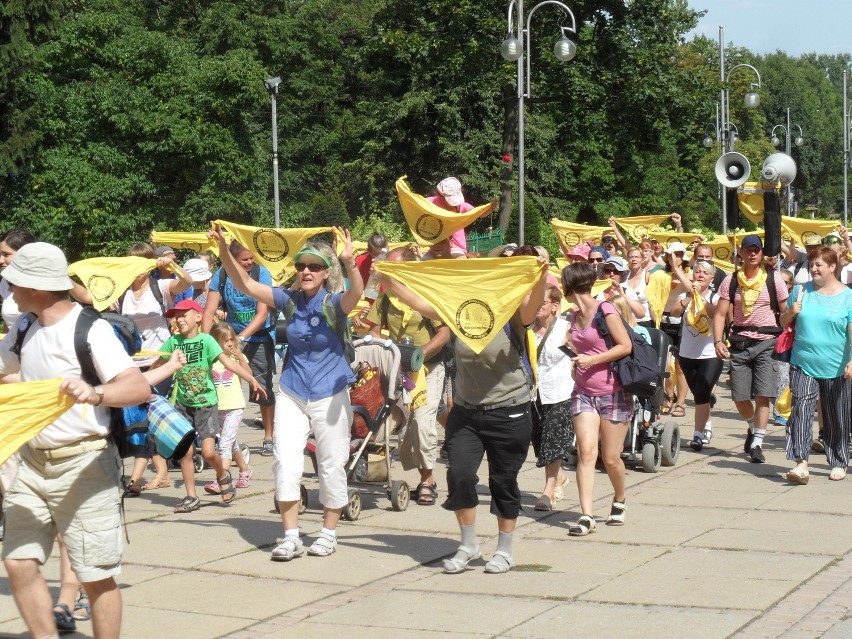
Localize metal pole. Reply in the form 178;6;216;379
844;70;848;227
517;0;525;245
719;26;727;235
270;88;280;228
786;107;793;216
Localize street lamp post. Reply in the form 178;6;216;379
844;70;849;227
264;76;282;228
769;108;804;216
501;0;578;246
716;26;762;235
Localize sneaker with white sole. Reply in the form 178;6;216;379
308;531;337;556
271;537;305;562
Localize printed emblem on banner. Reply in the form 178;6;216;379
633;224;650;237
714;246;732;260
559;230;581;247
415;215;444;241
455;299;495;340
87;275;117;303
253;229;289;262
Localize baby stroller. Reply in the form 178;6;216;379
300;335;410;521
623;327;681;473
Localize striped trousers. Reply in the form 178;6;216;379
785;366;852;468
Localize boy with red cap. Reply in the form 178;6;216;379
152;299;267;512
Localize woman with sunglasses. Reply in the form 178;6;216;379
210;225;362;560
668;259;722;450
623;247;652;326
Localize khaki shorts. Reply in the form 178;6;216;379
729;337;779;401
2;443;123;583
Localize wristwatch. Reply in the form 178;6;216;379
238;336;246;342
93;386;105;405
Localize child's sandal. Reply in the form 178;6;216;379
218;472;236;504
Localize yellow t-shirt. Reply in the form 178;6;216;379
212;354;248;411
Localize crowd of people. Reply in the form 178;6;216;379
2;176;852;636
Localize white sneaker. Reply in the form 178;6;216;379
702;430;712;445
308;531;337;556
271;537;305;562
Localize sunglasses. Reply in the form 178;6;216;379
602;268;618;275
589;257;604;263
822;237;842;245
294;262;328;273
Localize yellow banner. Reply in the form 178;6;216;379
550;219;610;248
68;256;158;311
0;379;76;466
780;216;838;247
374;256;544;354
613;215;672;240
396;177;495;245
736;185;769;225
215;221;337;286
351;241;414;257
151;231;221;255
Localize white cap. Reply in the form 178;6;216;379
182;258;212;282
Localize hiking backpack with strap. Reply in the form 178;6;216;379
13;307;149;458
593;305;661;397
728;267;783;336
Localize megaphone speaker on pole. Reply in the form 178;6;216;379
715;152;751;188
761;152;797;187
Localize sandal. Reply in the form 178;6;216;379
53;604;76;634
236;467;253;488
307;531;337;557
606;500;626;526
786;467;810;485
174;495;201;513
670;404;686;418
568;514;597;537
660;395;674;415
830;467;847;481
552;474;570;502
442;545;481;574
204;480;221;495
73;591;91;621
534;495;553;511
415;482;437;505
218;472;236;504
125;478;143;496
143;475;171;490
484;550;514;574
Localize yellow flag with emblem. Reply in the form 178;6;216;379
781;216;837;247
550;219;610;248
215;221;340;286
373;256;544;354
150;231;221;255
395;177;495;245
0;379;76;466
351;240;414;257
68;256;158;311
612;215;671;240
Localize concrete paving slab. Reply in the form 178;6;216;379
630;485;778;510
260;622;491;639
501;601;756;639
304;590;556;635
579;548;833;609
759;482;852;515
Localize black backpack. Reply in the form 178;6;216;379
13;307;149;458
727;267;783;337
594;305;662;397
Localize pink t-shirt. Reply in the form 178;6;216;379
570;301;622;395
426;195;473;255
718;270;789;340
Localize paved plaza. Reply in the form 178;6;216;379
1;384;851;639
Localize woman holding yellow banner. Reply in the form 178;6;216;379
382;246;549;575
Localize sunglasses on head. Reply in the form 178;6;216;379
822;236;842;245
589;257;604;263
294;262;328;273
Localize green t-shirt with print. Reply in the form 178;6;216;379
161;333;224;408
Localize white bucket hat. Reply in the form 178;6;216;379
1;242;74;291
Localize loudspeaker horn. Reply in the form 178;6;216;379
761;152;797;187
715;152;751;188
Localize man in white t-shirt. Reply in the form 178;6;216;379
0;242;149;639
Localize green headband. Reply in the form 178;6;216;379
294;247;332;269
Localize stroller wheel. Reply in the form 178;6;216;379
389;480;409;511
240;442;251;466
342;488;361;521
273;484;308;515
193;454;204;473
641;441;661;473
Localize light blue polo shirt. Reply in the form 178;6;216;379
273;288;355;401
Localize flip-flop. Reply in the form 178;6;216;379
143;476;171;490
534;495;553;511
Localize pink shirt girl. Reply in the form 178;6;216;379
569;301;623;395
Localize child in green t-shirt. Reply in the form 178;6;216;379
153;299;266;512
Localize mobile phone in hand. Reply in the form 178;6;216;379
558;345;577;358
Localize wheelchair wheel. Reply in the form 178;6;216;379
193;453;204;473
239;442;251;466
389;480;410;511
660;421;680;467
342;488;361;521
641;441;661;473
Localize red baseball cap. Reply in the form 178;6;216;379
165;299;203;317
